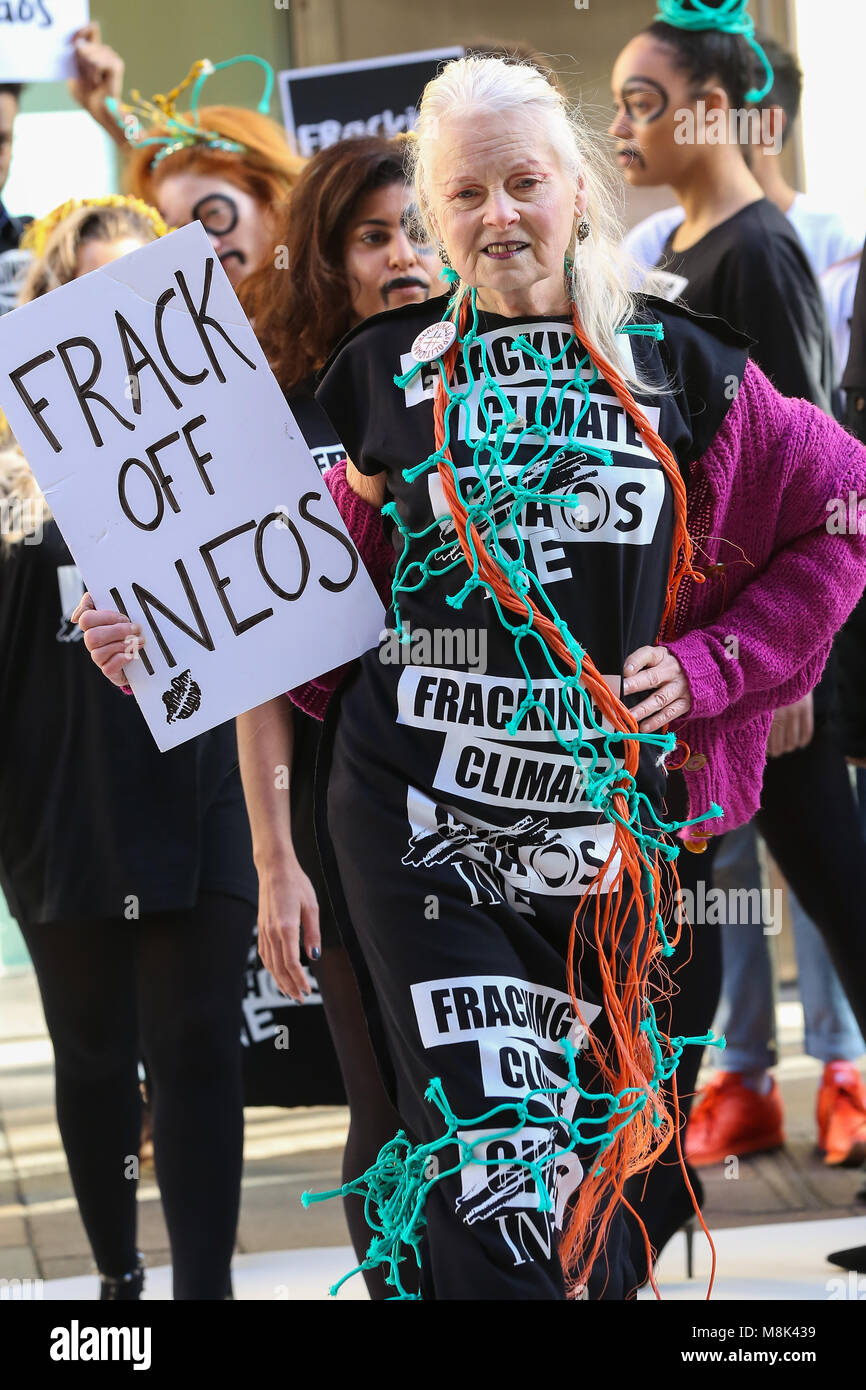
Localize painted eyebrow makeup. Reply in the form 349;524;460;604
619;76;669;123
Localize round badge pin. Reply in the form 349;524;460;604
411;320;457;362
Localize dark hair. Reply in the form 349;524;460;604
0;83;23;102
643;19;754;112
755;35;802;146
240;136;407;396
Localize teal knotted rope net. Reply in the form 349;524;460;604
303;280;724;1297
303;1024;723;1300
653;0;775;103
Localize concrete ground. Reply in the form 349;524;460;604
1;967;864;1300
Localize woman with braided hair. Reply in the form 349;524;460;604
259;52;866;1300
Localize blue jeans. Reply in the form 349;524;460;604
712;822;865;1071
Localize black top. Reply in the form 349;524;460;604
316;294;748;832
657;198;834;411
0;521;257;924
0;201;29;255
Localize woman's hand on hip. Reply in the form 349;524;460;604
767;691;814;758
72;592;146;687
622;645;692;732
256;859;321;1003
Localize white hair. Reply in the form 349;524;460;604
405;56;660;394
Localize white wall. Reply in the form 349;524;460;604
795;0;866;233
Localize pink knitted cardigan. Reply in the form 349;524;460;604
290;360;866;838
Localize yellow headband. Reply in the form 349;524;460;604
20;194;170;262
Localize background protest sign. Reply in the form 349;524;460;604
0;1;89;83
278;47;463;157
0;221;385;750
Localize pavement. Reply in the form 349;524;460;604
1;966;864;1301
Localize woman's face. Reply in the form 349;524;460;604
343;180;440;323
75;236;147;279
609;36;702;188
154;172;273;287
429;108;583;302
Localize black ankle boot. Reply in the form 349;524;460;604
624;1163;705;1287
99;1253;145;1301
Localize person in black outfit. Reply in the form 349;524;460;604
0;199;257;1300
609;16;866;1283
81;137;442;1300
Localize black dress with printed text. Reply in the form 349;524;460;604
314;294;747;1298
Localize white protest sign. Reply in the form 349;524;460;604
0;1;89;83
0;221;386;750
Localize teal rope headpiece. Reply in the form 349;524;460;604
653;0;775;103
105;54;275;170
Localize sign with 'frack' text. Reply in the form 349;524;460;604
278;48;463;157
0;1;90;83
0;221;385;749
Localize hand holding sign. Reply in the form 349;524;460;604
0;1;90;83
71;592;145;685
0;222;385;749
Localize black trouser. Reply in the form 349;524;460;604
20;891;253;1300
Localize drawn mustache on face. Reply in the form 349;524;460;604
380;275;430;301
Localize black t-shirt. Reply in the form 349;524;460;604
656;198;834;410
316;295;747;851
0;521;257;925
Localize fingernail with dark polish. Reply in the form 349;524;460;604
309;946;321;961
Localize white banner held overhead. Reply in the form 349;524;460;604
0;1;90;83
0;221;385;749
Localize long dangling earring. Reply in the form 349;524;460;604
437;243;452;268
577;220;591;243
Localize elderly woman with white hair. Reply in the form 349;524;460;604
83;55;866;1300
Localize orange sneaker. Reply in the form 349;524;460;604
816;1061;866;1167
685;1071;785;1167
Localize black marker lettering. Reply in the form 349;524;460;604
8;350;61;452
200;521;273;635
145;433;182;514
109;586;155;675
297;490;359;592
132;563;215;668
173;257;256;384
255;511;310;601
155;287;208;385
117;457;165;531
56;336;134;446
182;415;215;494
114;310;182;415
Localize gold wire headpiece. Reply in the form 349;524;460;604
20;195;169;261
105;55;275;170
